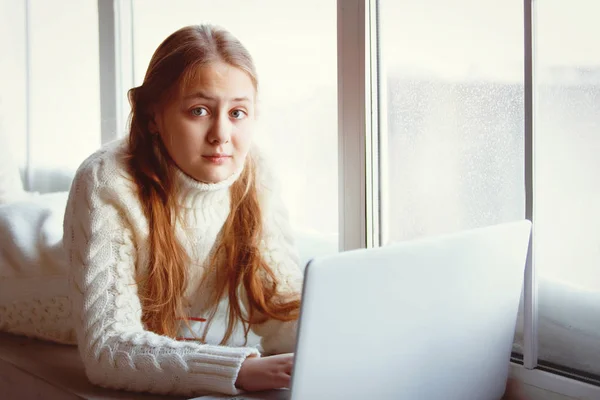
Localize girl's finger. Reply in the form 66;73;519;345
274;372;291;388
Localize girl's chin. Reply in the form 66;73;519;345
194;168;235;184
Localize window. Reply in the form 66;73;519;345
376;0;600;390
535;0;600;377
378;0;528;361
378;0;525;242
0;0;27;177
130;0;339;248
0;0;101;193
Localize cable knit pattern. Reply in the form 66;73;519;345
0;296;75;344
55;138;302;396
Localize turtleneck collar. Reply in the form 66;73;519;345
173;165;244;209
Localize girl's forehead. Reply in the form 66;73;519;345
178;62;256;100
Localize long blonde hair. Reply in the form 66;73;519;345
125;25;300;341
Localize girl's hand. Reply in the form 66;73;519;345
236;353;294;392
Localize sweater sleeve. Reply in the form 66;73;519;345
62;155;259;397
247;151;304;356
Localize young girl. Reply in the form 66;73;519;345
1;24;301;397
0;23;527;400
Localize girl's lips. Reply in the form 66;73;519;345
202;155;231;164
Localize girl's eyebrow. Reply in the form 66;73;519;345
183;90;250;103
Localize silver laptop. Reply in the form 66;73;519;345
200;220;531;400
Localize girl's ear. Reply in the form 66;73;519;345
149;108;162;134
149;119;158;134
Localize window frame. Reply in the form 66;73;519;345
23;0;32;190
98;0;134;142
97;0;600;397
523;0;538;373
337;0;380;251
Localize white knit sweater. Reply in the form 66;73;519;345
0;139;303;397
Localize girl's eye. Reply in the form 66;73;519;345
230;109;247;120
191;107;208;117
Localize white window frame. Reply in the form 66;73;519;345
23;0;33;191
98;0;134;143
99;0;600;397
337;0;382;251
523;0;538;372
